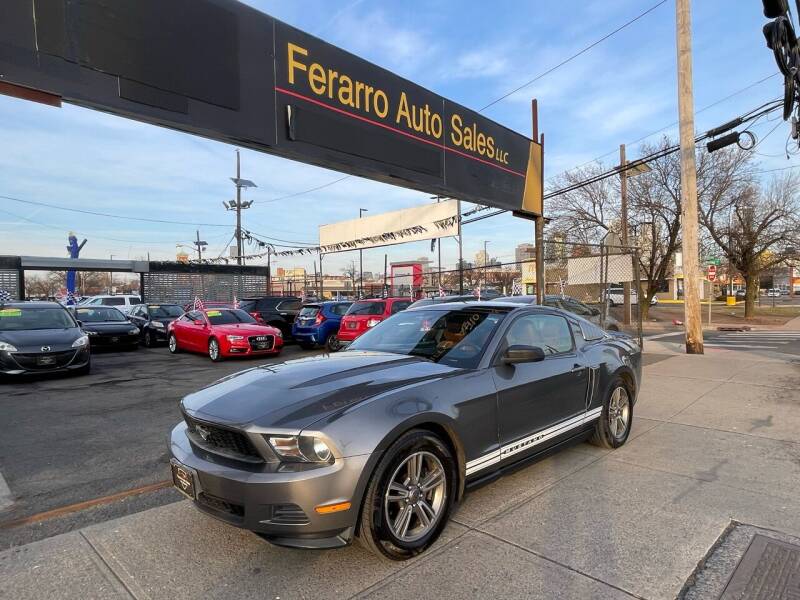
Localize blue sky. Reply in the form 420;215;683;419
0;0;790;277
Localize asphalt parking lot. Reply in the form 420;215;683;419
0;342;324;549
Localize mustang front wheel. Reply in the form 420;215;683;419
358;430;455;560
590;377;632;449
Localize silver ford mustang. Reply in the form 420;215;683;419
169;301;641;559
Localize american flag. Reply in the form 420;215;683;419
0;289;12;303
474;285;481;301
193;297;205;311
511;279;523;296
438;285;446;297
381;285;389;299
233;295;239;309
65;291;78;306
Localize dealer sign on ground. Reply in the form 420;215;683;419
0;0;543;216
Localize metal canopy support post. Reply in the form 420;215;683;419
457;200;464;294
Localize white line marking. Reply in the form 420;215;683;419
0;470;12;511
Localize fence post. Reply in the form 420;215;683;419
632;248;643;347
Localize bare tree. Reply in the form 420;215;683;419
700;171;800;317
548;162;618;244
341;261;357;293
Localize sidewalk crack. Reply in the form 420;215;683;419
80;531;148;600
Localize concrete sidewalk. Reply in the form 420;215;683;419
2;352;799;600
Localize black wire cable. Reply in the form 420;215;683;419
479;0;668;112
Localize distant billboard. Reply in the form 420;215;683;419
319;200;459;252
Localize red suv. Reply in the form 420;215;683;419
337;298;412;346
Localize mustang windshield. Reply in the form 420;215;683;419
348;308;507;368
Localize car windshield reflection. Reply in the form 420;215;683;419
348;309;507;369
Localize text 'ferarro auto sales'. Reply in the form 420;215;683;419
286;43;512;166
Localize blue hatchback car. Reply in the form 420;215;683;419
292;301;352;351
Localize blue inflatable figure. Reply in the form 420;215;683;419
66;233;87;305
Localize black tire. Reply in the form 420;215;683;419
607;324;620;332
326;334;341;352
168;334;180;354
143;329;153;348
357;430;456;560
299;342;316;350
208;338;223;362
589;376;633;449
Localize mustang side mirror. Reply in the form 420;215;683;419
502;345;546;365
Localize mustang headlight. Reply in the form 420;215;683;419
226;335;245;342
267;435;334;463
72;335;90;348
0;341;17;352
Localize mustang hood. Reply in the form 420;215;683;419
181;351;460;431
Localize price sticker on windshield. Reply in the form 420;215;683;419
207;310;222;317
0;309;21;317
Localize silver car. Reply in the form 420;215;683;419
169;302;641;559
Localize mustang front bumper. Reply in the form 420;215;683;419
169;422;369;548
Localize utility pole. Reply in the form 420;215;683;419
225;149;256;266
457;200;464;294
676;0;704;354
532;99;545;305
483;240;490;289
193;230;207;262
620;144;631;325
359;208;368;298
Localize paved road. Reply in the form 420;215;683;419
648;330;800;355
0;343;323;549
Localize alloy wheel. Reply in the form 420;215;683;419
608;386;630;439
168;335;177;352
209;339;219;360
383;451;446;543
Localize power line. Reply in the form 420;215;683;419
255;175;351;205
479;0;668;112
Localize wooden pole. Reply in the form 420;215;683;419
620;144;631;325
675;0;704;354
532;99;546;304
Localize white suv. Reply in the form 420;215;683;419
79;294;142;314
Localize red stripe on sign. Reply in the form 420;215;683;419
275;86;526;178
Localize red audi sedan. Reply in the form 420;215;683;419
168;308;283;361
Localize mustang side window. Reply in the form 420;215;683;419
504;314;574;355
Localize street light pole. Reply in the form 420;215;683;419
675;0;704;354
359;208;368;298
235;150;242;265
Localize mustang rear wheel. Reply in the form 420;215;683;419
590;377;633;449
208;338;223;362
358;430;455;560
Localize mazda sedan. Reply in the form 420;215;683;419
169;302;641;559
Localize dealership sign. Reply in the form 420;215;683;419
0;0;543;216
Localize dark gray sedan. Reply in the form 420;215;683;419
170;302;641;559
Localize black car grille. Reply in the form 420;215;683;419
197;492;244;519
10;350;77;370
183;414;263;463
248;335;274;351
270;504;309;525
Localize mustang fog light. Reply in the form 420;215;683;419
267;435;334;463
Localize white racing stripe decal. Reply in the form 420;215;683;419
465;407;603;476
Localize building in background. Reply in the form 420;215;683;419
515;243;535;264
390;261;424;298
